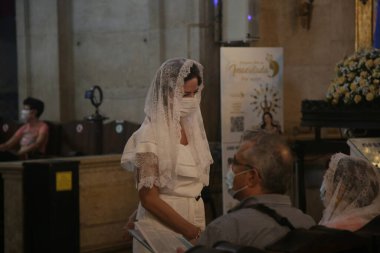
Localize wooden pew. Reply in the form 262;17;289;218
60;120;103;156
102;120;140;154
0;155;138;253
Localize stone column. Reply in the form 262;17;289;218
57;0;75;122
16;0;75;122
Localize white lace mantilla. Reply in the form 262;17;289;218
319;152;380;230
121;58;213;190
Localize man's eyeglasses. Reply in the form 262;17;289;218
229;155;263;179
230;155;253;170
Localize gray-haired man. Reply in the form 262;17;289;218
197;133;315;249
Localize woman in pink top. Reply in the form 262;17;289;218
0;97;49;160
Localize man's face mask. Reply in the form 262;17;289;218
20;109;31;122
180;97;198;117
225;154;257;198
225;168;253;198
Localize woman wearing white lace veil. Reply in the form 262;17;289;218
319;152;380;231
121;58;213;251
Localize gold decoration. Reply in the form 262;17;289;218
355;0;374;51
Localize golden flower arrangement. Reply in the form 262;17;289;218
326;48;380;106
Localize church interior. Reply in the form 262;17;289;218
1;0;380;252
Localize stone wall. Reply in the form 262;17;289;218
13;0;355;140
251;0;355;134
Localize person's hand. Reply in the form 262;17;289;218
123;209;137;241
17;147;28;160
184;226;201;243
189;238;198;245
0;144;6;151
176;247;186;253
122;219;135;241
17;146;27;155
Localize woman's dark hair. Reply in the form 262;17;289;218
261;112;276;129
23;97;44;118
184;64;202;86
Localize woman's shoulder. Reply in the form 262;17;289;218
124;122;158;155
14;124;28;136
40;120;49;127
35;121;49;132
135;122;155;144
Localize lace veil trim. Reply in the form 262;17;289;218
121;58;213;190
319;152;380;229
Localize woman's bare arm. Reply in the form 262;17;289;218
139;186;201;240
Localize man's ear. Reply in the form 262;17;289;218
248;169;261;187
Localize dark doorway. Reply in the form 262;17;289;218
0;1;17;252
0;0;18;120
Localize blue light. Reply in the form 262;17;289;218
214;0;218;6
248;15;252;21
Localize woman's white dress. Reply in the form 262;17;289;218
133;144;206;253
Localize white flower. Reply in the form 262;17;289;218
327;48;380;105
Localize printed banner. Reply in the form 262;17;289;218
220;47;284;212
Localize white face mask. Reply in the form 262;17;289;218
20;109;31;122
180;97;198;117
224;168;251;198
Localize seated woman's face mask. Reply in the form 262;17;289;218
20;109;31;122
180;97;198;117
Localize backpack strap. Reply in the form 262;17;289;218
239;203;296;230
